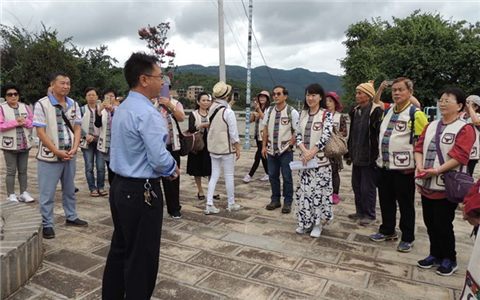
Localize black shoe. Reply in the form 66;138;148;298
197;193;206;200
171;211;182;219
43;227;55;239
213;194;220;200
266;201;281;210
66;218;88;227
74;187;79;193
281;205;291;214
417;255;442;269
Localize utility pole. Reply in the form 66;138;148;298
218;0;226;82
244;0;253;150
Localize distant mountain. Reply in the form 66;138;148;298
176;64;343;100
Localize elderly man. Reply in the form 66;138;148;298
346;80;383;225
370;77;428;252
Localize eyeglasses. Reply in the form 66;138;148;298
6;92;19;97
143;74;163;79
437;99;454;104
272;92;283;97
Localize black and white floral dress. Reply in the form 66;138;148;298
294;110;334;229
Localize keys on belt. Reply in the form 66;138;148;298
143;179;158;206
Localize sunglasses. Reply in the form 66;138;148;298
272;92;283;97
6;92;19;97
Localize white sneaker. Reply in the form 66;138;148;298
242;174;251;183
8;194;18;202
295;226;306;234
19;191;35;203
259;174;269;181
310;224;323;238
226;203;242;212
205;205;220;215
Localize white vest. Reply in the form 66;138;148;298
0;102;32;150
266;105;294;156
463;114;480;160
332;112;342;130
155;99;181;151
419;119;467;191
97;109;111;154
35;96;78;162
79;104;98;149
377;103;419;170
297;109;330;167
207;102;236;155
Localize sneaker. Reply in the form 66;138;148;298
7;194;18;202
66;218;89;227
310;225;323;238
42;227;55;239
266;201;281;211
417;255;443;269
295;226;306;234
205;205;220;215
348;213;364;220
332;193;339;205
359;218;375;226
281;205;291;214
19;191;35;203
397;241;415;253
74;187;79;193
259;174;269;181
370;232;399;242
436;258;458;276
226;203;242;212
171;211;182;219
242;175;251;183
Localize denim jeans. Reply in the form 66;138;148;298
82;141;106;191
267;151;294;205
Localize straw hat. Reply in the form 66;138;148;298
212;81;232;99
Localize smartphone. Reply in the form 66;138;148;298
233;88;239;102
386;79;395;86
160;84;170;98
105;95;111;105
415;171;427;179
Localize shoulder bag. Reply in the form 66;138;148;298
322;110;348;158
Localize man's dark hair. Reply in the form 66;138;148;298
1;83;20;98
50;72;70;82
303;83;326;110
102;88;118;99
84;87;98;97
124;52;160;89
393;77;413;91
273;85;289;96
440;87;467;112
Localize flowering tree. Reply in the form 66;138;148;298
138;22;178;85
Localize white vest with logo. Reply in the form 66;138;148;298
0;102;32;150
420;119;467;191
298;109;330;167
155;99;182;151
266;105;294;156
463;114;480;160
332;112;342;130
35;96;78;162
377;103;419;170
97;109;111;154
207;102;236;155
79;104;98;149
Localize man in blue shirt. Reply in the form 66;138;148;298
102;52;178;300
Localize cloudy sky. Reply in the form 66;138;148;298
1;0;479;76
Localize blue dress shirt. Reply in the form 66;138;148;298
110;91;176;178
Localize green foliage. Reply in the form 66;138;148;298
340;10;480;111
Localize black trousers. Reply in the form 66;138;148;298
106;160;116;186
102;176;164;300
377;168;416;242
421;195;458;261
249;139;268;177
468;159;478;176
161;145;181;215
331;161;341;195
351;165;377;220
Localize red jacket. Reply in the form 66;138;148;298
464;179;480;218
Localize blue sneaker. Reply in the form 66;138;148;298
397;241;414;253
370;232;398;242
417;255;442;269
436;258;458;276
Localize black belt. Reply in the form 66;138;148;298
115;175;161;183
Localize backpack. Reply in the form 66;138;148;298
383;104;418;144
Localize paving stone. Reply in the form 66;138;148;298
161;228;192;242
87;265;105;280
163;218;184;228
297;259;369;286
159;258;211;285
160;241;201;262
276;291;314;300
412;267;465;290
369;274;452;300
181;210;218;225
45;249;103;273
31;268;99;299
56;222;112;236
339;253;411;279
153;278;223;300
91;245;110;258
250;266;326;295
180;235;241;254
189;251;257;276
97;216;113;227
323;281;403;300
177;222;229;239
6;287;37;300
214;218;265;235
47;230;107;252
353;234;398;250
313;236;376;255
198;272;276;300
235;247;300;270
262;228;315;244
78;288;102;300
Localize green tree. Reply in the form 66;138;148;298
340;11;480;110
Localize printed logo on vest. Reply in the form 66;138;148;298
442;133;455;144
312;122;323;131
2;137;14;148
98;138;103;148
333;122;339;128
436;173;446;186
395;121;407;132
471;146;477;157
393;152;410;167
281;140;290;150
41;145;55;158
281;117;290;125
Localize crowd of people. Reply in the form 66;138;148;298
1;52;480;298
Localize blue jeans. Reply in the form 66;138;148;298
82;141;106;191
267;151;294;205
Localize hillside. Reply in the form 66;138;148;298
176;65;343;100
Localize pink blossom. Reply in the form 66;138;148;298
174;80;179;85
156;49;165;55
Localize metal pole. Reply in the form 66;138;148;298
218;0;226;82
244;0;253;150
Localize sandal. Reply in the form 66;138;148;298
90;190;100;197
197;193;206;200
98;189;108;196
